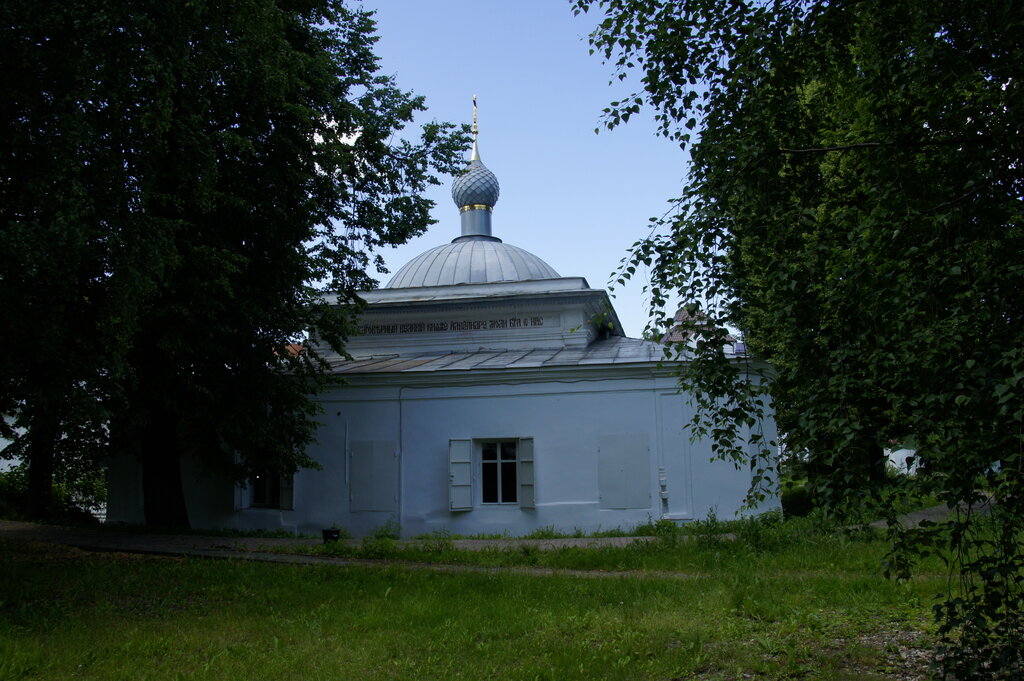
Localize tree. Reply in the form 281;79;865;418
1;0;153;519
574;0;1023;676
1;1;468;526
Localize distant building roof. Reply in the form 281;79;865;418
661;307;737;345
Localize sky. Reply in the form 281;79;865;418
359;0;689;337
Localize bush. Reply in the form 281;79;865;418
0;465;101;524
781;482;814;518
0;466;29;519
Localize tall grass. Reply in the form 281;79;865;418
0;516;945;681
294;511;947;576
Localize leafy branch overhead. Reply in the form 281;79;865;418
0;0;469;525
576;0;1023;677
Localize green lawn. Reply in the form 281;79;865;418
0;524;944;681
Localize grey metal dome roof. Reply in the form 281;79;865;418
386;237;560;288
451;159;499;208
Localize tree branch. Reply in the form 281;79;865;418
777;137;991;155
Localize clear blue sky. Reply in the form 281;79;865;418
360;0;689;337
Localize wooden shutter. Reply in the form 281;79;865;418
598;433;651;509
448;438;473;511
350;440;398;512
518;438;535;509
279;474;294;511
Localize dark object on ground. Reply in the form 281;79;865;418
782;483;812;518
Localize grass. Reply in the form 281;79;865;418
0;515;947;681
284;512;950;577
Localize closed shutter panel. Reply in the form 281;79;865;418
449;438;473;511
279;474;294;511
598;433;651;509
350;440;398;512
518;438;535;509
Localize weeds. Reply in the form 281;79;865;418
369;518;401;540
285;511;936;579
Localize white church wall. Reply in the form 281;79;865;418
393;377;662;537
105;370;775;536
306;394;402;536
282;371;768;537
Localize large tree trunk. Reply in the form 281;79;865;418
867;440;887;484
141;414;191;529
26;413;58;520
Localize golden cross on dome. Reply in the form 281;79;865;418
471;94;480;161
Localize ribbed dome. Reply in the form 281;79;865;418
451;159;500;208
386;238;560;288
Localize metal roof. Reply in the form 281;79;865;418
330;336;669;374
385;237;561;289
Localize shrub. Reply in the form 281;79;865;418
781;482;814;518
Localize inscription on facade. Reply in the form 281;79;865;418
359;317;545;336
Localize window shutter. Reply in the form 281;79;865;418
233;451;245;510
598;433;651;509
518;437;535;509
448;438;473;511
279;474;294;511
350;440;398;512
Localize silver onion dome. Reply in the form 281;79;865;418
384;97;560;289
451;158;500;209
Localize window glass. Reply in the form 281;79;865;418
482;442;499;503
501;460;518;503
251;470;281;508
250;469;294;509
481;440;517;504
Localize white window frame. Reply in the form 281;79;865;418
448;437;535;511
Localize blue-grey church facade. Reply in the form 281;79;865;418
106;138;778;536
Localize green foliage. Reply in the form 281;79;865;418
781;482;813;518
292;510;905;577
575;0;1023;675
0;468;28;520
0;455;104;521
0;1;468;524
369;518;402;541
415;528;454;553
522;524;570;539
631;516;680;537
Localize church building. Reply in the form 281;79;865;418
106;121;777;537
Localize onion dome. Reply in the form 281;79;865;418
451;157;500;209
384;96;560;289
